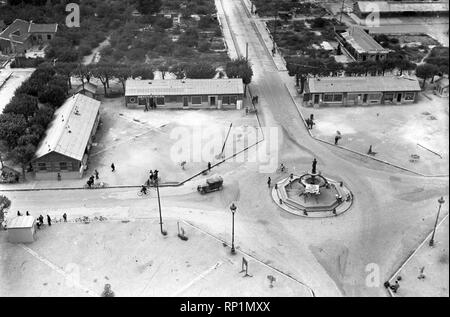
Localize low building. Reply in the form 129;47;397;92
303;76;421;107
8;216;36;243
335;25;389;62
31;94;101;180
354;1;449;18
74;82;99;100
434;76;449;98
125;78;244;109
0;19;58;55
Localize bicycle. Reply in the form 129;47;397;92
137;186;150;197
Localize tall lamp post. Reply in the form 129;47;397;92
429;196;445;247
230;203;237;254
156;177;167;236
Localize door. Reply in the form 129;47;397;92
363;94;368;103
183;96;189;107
209;96;216;106
397;93;402;102
314;94;320;104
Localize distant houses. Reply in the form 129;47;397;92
31;94;101;180
434;76;449;98
125;78;244;109
335;25;389;62
354;1;449;18
0;19;58;55
303;75;421;107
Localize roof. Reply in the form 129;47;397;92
0;19;58;44
356;1;449;13
74;82;98;94
306;76;421;93
125;78;244;97
8;216;35;229
34;94;101;162
28;22;58;33
436;76;449;88
0;19;31;44
338;26;388;54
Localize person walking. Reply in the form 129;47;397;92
154;170;159;182
26;211;30;216
47;215;52;226
39;215;44;224
335;135;339;145
94;170;99;180
267;177;271;188
367;145;373;155
111;163;115;172
17;211;21;216
207;162;211;171
63;213;67;222
149;170;154;182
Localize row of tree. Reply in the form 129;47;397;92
286;55;447;93
0;63;69;176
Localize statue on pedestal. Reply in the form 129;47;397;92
312;158;317;175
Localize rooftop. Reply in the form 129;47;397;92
356;1;449;13
34;94;101;162
306;76;421;93
8;216;35;229
74;82;98;94
338;26;389;54
0;19;57;44
125;78;244;97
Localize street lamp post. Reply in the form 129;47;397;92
156;178;167;236
429;197;445;247
230;203;237;254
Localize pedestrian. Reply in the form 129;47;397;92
267;177;271;188
94;169;99;180
111;163;115;172
57;172;61;181
149;170;154;181
63;213;67;222
334;135;339;145
26;211;30;216
17;211;21;216
39;215;44;224
207;162;211;171
274;183;278;190
154;169;159;180
47;215;52;226
367;145;373;155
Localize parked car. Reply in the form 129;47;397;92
197;175;223;194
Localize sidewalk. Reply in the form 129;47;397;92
389;215;449;297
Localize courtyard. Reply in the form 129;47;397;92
0;218;311;297
301;94;449;176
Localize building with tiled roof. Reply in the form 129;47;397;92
304;75;421;107
31;94;101;180
125;78;244;109
0;19;58;55
335;25;390;62
354;1;449;18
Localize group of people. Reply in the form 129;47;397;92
86;170;100;188
147;169;159;185
0;170;19;183
16;212;67;229
305;114;315;130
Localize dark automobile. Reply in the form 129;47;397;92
197;175;223;194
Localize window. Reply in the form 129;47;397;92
384;93;394;102
167;95;178;102
47;34;52;40
38;163;47;171
202;96;208;102
368;93;381;103
230;96;238;105
347;93;358;101
128;97;137;103
138;97;146;105
59;162;68;171
222;96;230;105
404;92;415;101
324;93;343;102
191;96;202;105
156;97;165;105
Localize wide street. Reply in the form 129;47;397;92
1;0;448;297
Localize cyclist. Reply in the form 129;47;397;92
140;185;148;195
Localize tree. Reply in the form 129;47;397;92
226;57;253;96
0;113;28;149
416;63;439;88
170;63;187;79
186;62;217;79
38;82;67;108
3;94;38;122
0;195;11;225
92;64;115;96
131;66;155;80
10;143;36;178
286;57;322;93
55;62;76;89
345;61;366;77
135;0;162;15
114;66;132;92
158;63;169;80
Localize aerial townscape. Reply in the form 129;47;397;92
0;0;448;300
